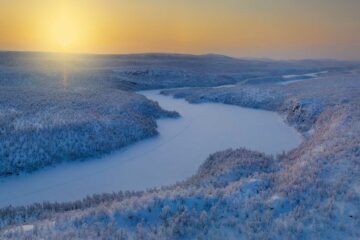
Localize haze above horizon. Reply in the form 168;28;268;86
0;0;359;60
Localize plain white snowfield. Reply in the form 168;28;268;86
0;90;302;207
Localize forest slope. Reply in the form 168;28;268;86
0;86;178;176
1;69;359;239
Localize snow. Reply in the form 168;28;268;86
3;224;34;235
282;71;328;79
0;86;177;177
0;90;302;207
212;84;237;89
279;71;328;85
21;225;34;232
1;59;359;239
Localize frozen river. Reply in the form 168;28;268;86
0;90;302;207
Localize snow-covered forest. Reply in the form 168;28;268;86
0;52;359;239
0;52;351;177
0;86;179;177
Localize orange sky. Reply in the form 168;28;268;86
0;0;359;59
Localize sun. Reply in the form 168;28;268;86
48;12;80;52
29;1;105;53
41;3;94;53
53;16;77;48
32;1;99;53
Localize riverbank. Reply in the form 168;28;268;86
1;53;359;239
0;86;178;177
0;90;302;207
0;52;355;178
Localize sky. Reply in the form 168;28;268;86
0;0;359;60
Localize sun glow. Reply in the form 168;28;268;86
27;1;100;53
49;13;79;50
42;5;93;53
0;0;359;58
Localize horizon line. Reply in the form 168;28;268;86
0;49;358;62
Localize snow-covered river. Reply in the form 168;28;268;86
0;90;303;207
